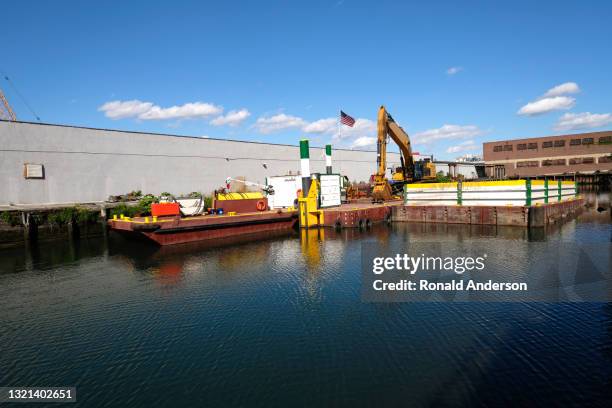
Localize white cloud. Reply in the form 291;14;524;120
446;140;480;153
517;96;575;116
98;100;153;119
446;66;462;75
554;112;612;131
99;100;223;120
303;118;337;134
253;113;307;134
517;82;580;116
413;124;483;144
139;102;223;120
351;136;377;149
543;82;580;98
210;109;251;126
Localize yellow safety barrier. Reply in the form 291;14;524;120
216;192;264;200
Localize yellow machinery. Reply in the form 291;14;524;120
298;179;321;228
372;106;436;202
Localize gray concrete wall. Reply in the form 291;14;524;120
0;121;400;205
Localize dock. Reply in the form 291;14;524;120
319;200;401;228
393;180;584;227
392;198;584;227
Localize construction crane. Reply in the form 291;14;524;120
0;88;17;121
372;105;436;202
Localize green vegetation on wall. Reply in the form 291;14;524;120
0;211;21;226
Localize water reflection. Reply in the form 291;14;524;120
0;191;610;407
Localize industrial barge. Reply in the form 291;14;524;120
109;210;298;246
106;107;587;246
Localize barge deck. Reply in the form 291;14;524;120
108;210;298;245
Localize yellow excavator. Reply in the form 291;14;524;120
372;105;436;202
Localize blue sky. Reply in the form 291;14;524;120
3;0;612;159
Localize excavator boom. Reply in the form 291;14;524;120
372;105;435;202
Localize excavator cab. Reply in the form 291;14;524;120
413;159;436;181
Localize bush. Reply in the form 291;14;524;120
203;195;213;209
110;194;159;218
47;208;77;225
0;211;21;226
76;208;99;223
110;203;138;218
436;172;451;183
135;194;157;215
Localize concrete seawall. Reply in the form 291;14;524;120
0;120;401;205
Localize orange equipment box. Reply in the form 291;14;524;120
151;202;180;217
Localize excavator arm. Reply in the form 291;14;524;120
373;105;414;201
387;115;415;181
376;106;415;179
372;105;435;202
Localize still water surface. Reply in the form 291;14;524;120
1;193;611;407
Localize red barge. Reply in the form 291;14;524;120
108;210;298;246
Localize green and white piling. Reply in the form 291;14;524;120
300;139;312;195
325;144;332;175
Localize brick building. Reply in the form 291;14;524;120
483;130;612;178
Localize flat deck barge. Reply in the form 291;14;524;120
108;210;298;245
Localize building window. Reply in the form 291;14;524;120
541;159;565;166
517;143;527;150
569;158;581;165
570;139;581;146
582;157;594;164
599;155;612;163
503;145;513;151
598;136;612;144
493;145;503;152
494;165;505;179
542;141;553;148
554;140;565;147
516;161;539;168
528;143;538;149
582;138;594;145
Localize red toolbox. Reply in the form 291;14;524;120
151;202;180;217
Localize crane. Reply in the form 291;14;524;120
372;105;436;202
0;88;17;121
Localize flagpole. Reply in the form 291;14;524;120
338;108;341;146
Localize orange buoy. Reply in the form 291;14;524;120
256;200;267;211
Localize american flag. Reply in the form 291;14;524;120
340;110;355;127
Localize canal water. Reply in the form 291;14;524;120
1;192;610;407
